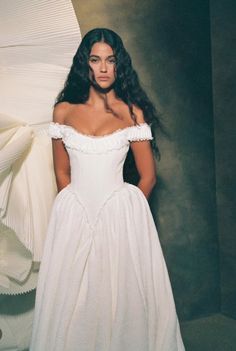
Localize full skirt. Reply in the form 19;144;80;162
30;182;185;351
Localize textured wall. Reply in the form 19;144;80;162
72;0;221;321
210;0;236;319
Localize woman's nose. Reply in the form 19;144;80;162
100;61;107;72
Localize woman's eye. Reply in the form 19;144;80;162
89;57;116;64
108;57;116;63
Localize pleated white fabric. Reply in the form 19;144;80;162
30;122;185;351
0;0;81;297
0;0;81;124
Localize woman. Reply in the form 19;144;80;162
30;28;185;351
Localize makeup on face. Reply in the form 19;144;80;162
88;42;116;88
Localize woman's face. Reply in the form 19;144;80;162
88;42;116;89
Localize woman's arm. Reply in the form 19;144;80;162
131;140;157;199
52;103;71;192
130;107;157;199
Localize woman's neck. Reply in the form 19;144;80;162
86;85;118;108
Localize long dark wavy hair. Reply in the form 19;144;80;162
54;28;166;184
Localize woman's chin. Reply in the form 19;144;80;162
97;81;112;88
92;81;114;93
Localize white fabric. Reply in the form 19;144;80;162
0;0;81;123
0;115;54;294
0;0;81;295
30;123;185;351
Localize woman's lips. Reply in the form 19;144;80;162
98;76;109;80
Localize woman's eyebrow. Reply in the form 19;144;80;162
89;54;116;58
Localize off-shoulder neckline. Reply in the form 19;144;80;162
50;121;149;139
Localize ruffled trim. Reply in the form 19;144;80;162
47;122;153;154
127;123;153;142
48;122;64;139
64;133;129;154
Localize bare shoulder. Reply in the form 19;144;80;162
132;104;146;124
52;102;72;124
112;100;146;126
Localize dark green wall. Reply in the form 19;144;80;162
73;0;221;321
210;0;236;319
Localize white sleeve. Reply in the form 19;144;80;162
47;122;64;139
127;123;153;142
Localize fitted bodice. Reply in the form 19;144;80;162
48;122;153;227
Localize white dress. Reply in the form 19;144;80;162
29;121;185;351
